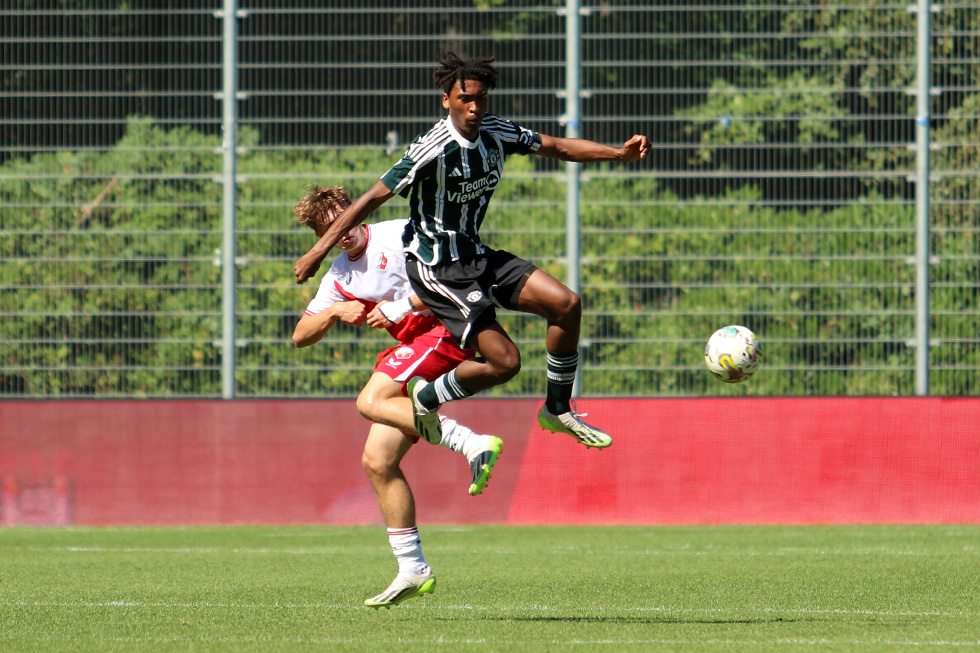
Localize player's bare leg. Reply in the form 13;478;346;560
357;370;439;444
361;423;435;608
519;269;612;449
357;373;417;434
517;268;581;352
359;373;503;494
361;423;416;527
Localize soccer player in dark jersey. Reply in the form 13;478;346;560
295;52;650;449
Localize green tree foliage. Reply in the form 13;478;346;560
2;112;978;397
2;3;978;397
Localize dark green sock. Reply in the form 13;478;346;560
545;350;578;414
417;369;473;411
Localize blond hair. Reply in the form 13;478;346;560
293;184;352;232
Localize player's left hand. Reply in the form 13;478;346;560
620;134;650;162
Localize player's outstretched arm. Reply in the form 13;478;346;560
536;133;650;163
292;300;368;347
293;180;396;284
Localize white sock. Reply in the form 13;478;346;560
438;416;490;462
387;526;428;575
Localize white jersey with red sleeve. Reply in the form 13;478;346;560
304;219;440;343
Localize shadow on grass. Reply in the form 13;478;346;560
442;615;817;625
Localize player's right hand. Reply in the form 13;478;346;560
294;251;322;284
621;134;650;162
335;301;367;326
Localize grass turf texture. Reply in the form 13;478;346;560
1;525;978;652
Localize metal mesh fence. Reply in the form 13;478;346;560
1;5;225;396
1;2;978;398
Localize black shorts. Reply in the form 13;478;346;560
406;249;537;349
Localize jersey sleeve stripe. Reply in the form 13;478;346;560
482;114;541;151
387;128;453;195
417;261;470;319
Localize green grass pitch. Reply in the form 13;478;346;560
1;524;978;651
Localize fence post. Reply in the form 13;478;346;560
219;0;239;399
563;0;583;396
913;0;932;396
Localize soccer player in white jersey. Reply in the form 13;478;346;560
294;53;650;450
292;185;503;608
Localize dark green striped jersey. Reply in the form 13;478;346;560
380;114;541;266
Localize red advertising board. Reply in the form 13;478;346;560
1;398;977;525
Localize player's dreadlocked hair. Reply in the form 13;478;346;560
433;52;498;94
293;184;351;232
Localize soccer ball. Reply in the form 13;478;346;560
704;325;762;383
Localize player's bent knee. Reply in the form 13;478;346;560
355;390;380;422
490;352;521;383
361;449;377;475
556;289;581;321
536;288;581;324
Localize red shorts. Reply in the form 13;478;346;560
374;325;475;394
